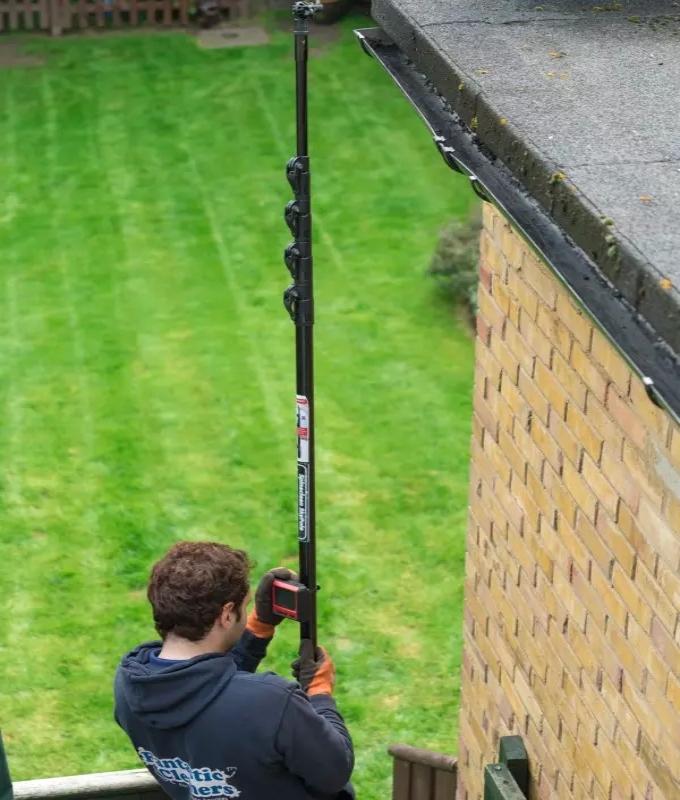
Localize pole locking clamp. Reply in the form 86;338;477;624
285;243;300;279
285;200;301;238
283;284;299;321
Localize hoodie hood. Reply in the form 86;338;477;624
116;642;237;730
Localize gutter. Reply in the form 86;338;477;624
355;27;680;425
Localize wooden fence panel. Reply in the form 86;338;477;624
0;0;50;32
0;0;246;32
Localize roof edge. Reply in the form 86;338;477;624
355;26;680;422
370;0;680;356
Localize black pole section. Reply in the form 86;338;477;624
284;0;322;650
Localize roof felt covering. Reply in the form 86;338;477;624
371;0;680;357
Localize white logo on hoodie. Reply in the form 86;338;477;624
138;748;241;798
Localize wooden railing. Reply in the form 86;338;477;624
12;771;166;800
389;744;457;800
5;733;461;800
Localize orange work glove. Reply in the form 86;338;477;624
291;639;336;696
247;567;297;638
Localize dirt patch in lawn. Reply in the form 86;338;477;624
196;24;270;49
0;43;46;69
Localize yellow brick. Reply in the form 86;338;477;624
550;507;590;574
629;375;671;445
580;612;622;685
509;471;541;533
493;278;521;329
637;496;680;573
633;558;677;636
615;501;656;575
520;249;558;309
584;392;624;457
555;292;593;350
599;448;641;515
534;359;569;420
548;407;580;467
667;671;680;712
580;453;619;518
562;459;598;521
606;386;648;450
470;436;496;496
489;328;521;387
621;441;665;513
498;427;527;484
664;493;680;537
480;228;503;278
570;342;608;405
590;327;632;396
482;200;496;233
600;672;642;746
575;724;621;798
606;621;646;688
574;509;615;578
507;267;540;321
669;424;680;472
628;614;673;690
570;561;611;630
517;368;550;425
536;301;573;360
552;349;588;411
518;308;553;366
655;558;680;612
476;336;503;389
594;506;637;578
501;222;528;271
545;467;577;528
500;370;529;420
482;430;512;488
504;317;536;377
512;419;547;477
494;476;526;534
589;564;628;631
578;668;618;740
477;281;506;332
565;401;603;463
649;614;680;676
526;465;557;526
611;564;653;633
473;387;500;444
553;567;588;632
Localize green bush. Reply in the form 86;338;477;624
428;207;482;318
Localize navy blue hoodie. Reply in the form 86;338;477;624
114;631;354;800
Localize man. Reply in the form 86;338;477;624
114;541;354;799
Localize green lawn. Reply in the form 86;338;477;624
0;16;476;799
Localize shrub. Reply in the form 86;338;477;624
428;208;482;319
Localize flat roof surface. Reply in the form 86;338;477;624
371;0;680;354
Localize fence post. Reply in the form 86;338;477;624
48;0;62;35
483;736;529;800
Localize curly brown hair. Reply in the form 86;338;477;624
147;541;252;641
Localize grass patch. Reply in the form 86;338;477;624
0;16;476;798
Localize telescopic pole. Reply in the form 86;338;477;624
284;0;322;651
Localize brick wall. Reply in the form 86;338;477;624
457;204;680;800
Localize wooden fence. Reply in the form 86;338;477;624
0;0;248;34
389;744;457;800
